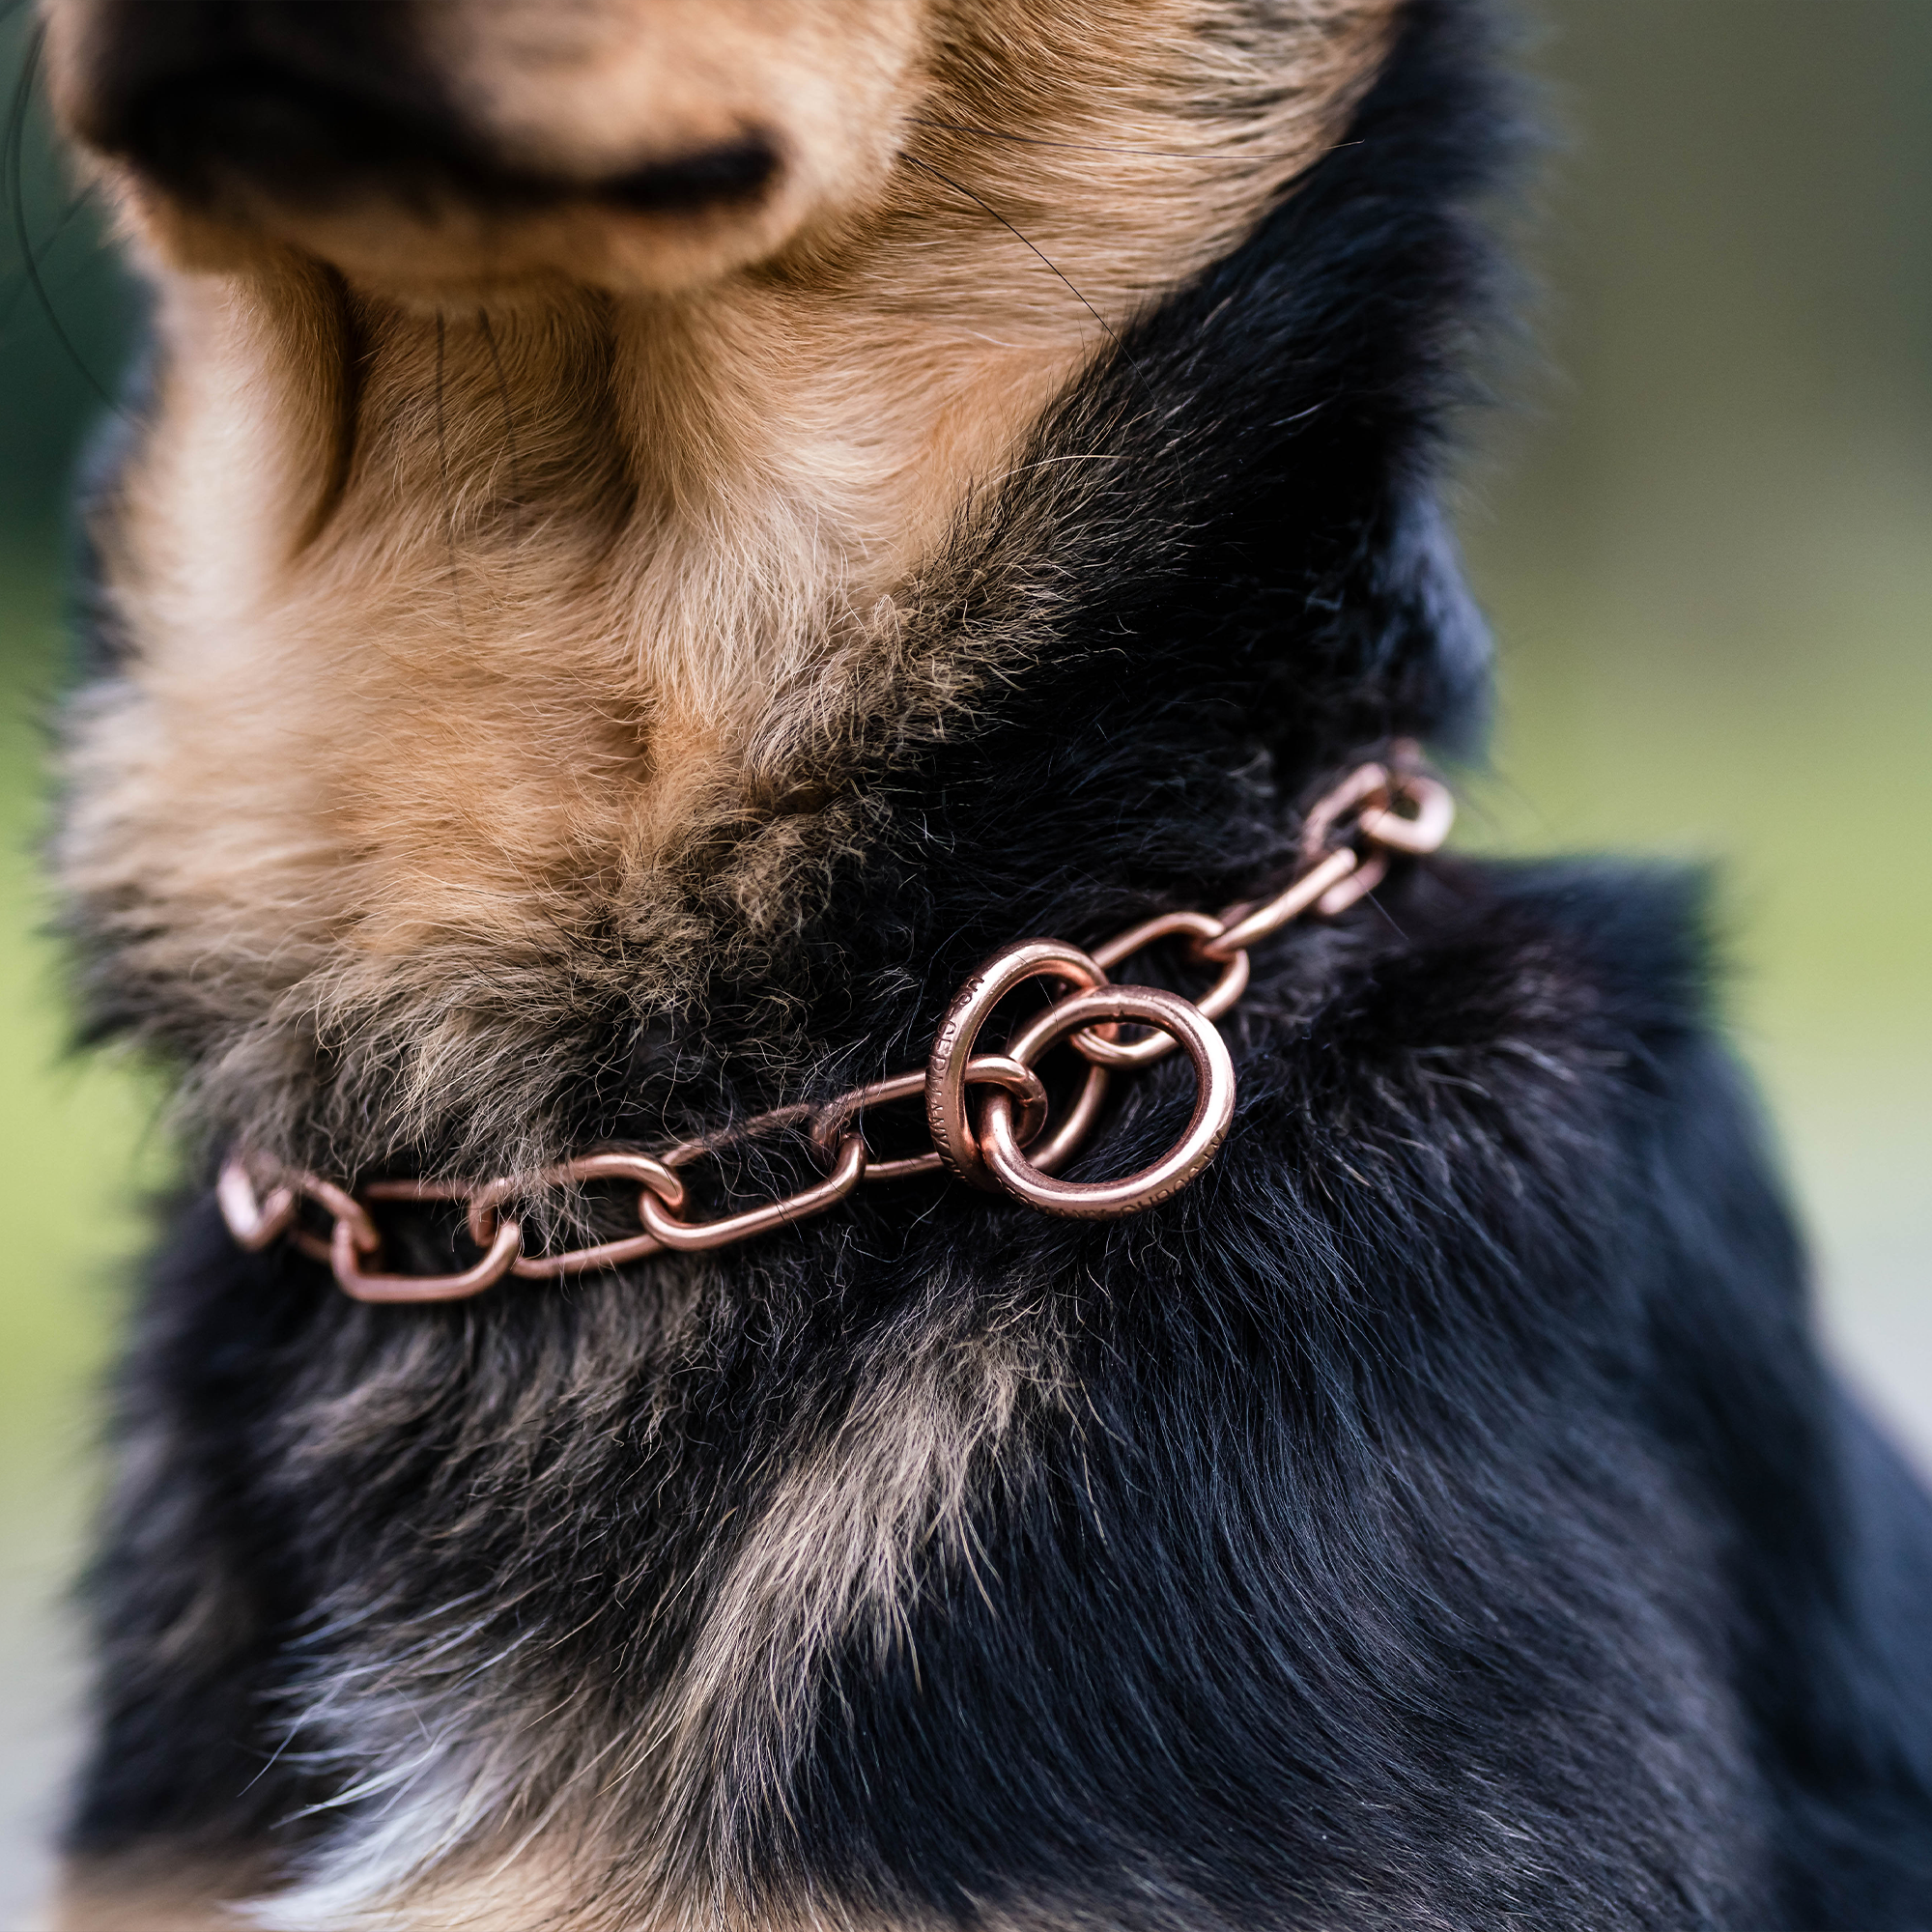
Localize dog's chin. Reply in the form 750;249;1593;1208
106;163;815;299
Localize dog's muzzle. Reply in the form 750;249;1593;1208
71;0;780;221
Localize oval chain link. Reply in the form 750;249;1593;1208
219;761;1452;1301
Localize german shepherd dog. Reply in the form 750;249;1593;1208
31;0;1932;1925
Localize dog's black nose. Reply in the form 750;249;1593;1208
73;0;780;217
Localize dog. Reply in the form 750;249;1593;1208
32;0;1932;1925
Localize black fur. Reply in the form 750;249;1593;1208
64;1;1932;1924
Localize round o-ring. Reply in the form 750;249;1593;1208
978;985;1235;1219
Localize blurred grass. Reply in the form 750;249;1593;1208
1464;547;1932;1062
0;0;159;1541
1461;537;1932;1452
0;559;170;1522
1452;0;1932;1451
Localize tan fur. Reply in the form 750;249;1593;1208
51;1859;1143;1932
45;0;1398;1179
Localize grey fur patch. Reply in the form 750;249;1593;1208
248;1275;1067;1929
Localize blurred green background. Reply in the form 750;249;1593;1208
1;0;1929;1908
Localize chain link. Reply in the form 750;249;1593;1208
218;759;1453;1303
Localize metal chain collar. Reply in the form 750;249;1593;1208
218;757;1454;1304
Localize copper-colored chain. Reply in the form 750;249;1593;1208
218;758;1453;1304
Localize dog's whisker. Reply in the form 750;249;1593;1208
5;26;124;414
476;306;524;503
432;308;470;637
898;151;1155;409
0;181;99;335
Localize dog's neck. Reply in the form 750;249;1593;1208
74;0;1389;873
59;0;1496;1182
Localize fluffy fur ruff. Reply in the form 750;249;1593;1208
58;2;1932;1927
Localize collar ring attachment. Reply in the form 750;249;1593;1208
217;756;1453;1299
